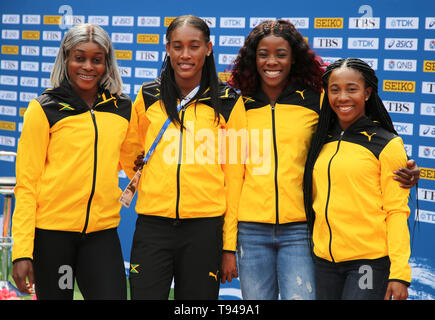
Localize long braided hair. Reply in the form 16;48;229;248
160;15;221;127
303;58;397;233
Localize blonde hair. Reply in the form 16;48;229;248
50;23;123;94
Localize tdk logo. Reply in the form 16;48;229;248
393;122;413;135
220;17;245;28
348;38;378;49
421;103;435;116
386;17;419;29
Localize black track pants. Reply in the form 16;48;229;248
129;215;223;300
33;228;127;300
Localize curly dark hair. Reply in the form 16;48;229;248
228;19;324;95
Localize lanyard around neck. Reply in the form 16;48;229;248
142;85;200;165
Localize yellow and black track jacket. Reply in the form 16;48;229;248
312;116;411;284
12;80;141;262
230;83;321;249
120;79;246;252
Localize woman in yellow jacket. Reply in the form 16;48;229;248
11;24;141;299
303;58;411;300
120;15;246;300
222;20;419;300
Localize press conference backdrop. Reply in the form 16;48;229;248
0;0;434;299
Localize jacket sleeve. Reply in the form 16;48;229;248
222;96;247;252
119;87;150;179
379;136;411;285
12;100;50;262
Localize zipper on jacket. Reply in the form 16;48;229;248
82;109;98;234
324;130;344;262
174;108;186;226
271;104;279;224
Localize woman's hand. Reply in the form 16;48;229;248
133;151;145;171
384;281;408;300
394;159;420;188
220;252;238;284
12;259;34;294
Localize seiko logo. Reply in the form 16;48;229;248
424;60;435;72
348;38;379;49
421;103;435;116
383;59;416;72
383;80;415;93
420;125;435;138
348;17;380;29
383;100;414;114
314;18;343;29
384;38;418;50
385;17;419;29
313;37;343;49
422;82;435;94
393;122;413;135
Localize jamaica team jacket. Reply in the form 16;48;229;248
12;80;141;262
119;79;246;252
235;83;322;233
312;116;411;284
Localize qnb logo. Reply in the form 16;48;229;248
58;265;73;290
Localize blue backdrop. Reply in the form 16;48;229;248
1;0;434;299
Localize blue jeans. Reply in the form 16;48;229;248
314;255;390;300
237;222;315;300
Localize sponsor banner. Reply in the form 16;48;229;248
421;103;435;116
422;82;435;94
348;17;380;29
384;38;418;50
419;188;435;202
384;59;417;72
383;100;414;114
348;37;379;50
420;167;435;180
383;80;415;93
417;210;435;224
314;17;343;29
419;146;435;159
419;125;435;138
424;39;435;51
385;17;419;29
313;37;343;49
393;122;413;135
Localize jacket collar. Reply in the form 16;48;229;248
331;115;380;136
247;81;304;105
43;80;117;111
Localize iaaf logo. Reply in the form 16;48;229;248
383;59;416;72
419;146;435;159
419;125;435;138
384;38;418;50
